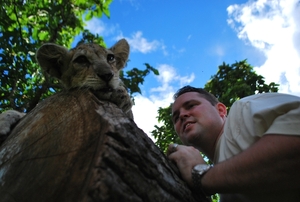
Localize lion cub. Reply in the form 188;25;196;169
36;38;133;117
0;39;133;141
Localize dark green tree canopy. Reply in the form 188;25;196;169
152;60;279;152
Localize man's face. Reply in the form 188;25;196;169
172;92;226;148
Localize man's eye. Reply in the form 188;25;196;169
188;103;196;109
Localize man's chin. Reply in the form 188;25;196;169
182;133;198;145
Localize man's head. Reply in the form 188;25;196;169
171;86;226;158
173;85;219;106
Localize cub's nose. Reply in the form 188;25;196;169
99;73;113;82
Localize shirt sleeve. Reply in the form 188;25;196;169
215;93;300;163
239;93;300;137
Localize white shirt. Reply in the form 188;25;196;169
213;93;300;202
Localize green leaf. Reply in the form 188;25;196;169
85;11;93;21
38;31;48;41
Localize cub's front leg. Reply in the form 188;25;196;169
110;86;133;118
93;86;133;119
0;110;25;144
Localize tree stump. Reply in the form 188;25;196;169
0;89;209;202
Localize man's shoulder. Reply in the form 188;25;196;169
228;92;300;126
238;92;300;103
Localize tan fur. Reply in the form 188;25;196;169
36;39;133;117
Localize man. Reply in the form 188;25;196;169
167;85;300;201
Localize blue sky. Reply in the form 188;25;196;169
85;0;300;138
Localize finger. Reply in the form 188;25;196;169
167;143;179;156
172;143;178;152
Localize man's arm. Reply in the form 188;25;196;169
168;134;300;195
202;134;300;194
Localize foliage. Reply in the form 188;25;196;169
152;59;279;152
0;0;158;113
151;105;180;153
204;60;279;111
120;63;159;103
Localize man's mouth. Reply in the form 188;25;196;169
183;122;194;131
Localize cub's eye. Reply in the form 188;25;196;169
74;56;89;65
107;54;115;63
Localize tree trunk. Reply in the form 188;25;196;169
0;89;209;202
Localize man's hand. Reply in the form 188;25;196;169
167;143;206;187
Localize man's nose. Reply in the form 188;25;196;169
179;109;190;120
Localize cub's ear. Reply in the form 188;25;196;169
36;43;69;79
109;39;130;70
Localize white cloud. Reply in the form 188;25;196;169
115;31;168;54
227;0;300;96
85;19;118;36
214;45;225;57
172;45;186;54
132;64;195;139
121;31;161;54
161;44;169;56
85;19;165;55
151;64;195;94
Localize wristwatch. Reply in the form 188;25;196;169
192;164;212;196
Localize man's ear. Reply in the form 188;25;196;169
109;39;130;70
36;43;69;79
217;102;227;118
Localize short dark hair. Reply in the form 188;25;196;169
173;85;219;106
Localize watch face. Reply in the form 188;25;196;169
193;164;211;175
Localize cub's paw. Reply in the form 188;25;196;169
0;110;25;136
110;87;133;116
92;86;133;119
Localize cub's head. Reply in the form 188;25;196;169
36;39;129;91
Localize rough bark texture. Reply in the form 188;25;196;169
0;89;209;202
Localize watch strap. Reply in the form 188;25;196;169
192;164;212;196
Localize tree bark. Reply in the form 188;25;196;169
0;89;209;202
